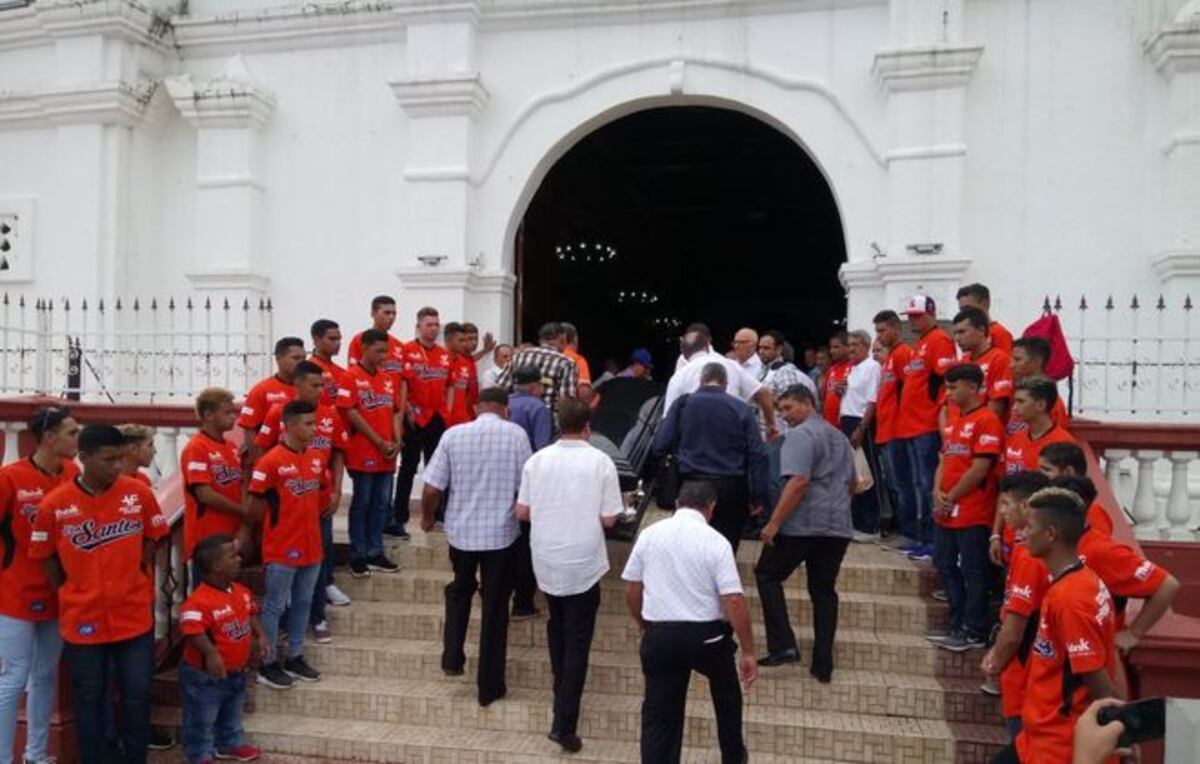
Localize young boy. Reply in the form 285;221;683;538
248;401;328;689
445;322;476;428
256;361;351;640
0;406;79;764
309;319;347;407
179;535;265;764
929;363;1004;652
1009;337;1069;433
117;424;156;486
181;389;246;569
236;337;305;465
979;470;1050;739
1037;442;1114;537
997;488;1119;764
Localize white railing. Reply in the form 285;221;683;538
0;294;273;403
1043;293;1198;422
0;419;196;485
1094;444;1200;543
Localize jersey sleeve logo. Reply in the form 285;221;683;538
1134;561;1155;581
1067;638;1095;657
978;433;1000;447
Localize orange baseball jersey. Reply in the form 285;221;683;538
249;445;327;567
181;431;243;561
937;405;1005;529
236;376;295;431
874;344;912;445
989;321;1014;353
347;332;405;378
1003;425;1076;475
255;401;348;508
29;476;168;644
402;341;451;427
961;345;1014;404
446;354;478;427
1079;529;1166;602
181;581;257;672
821;360;851;426
308;354;348;407
896;327;957;438
131;471;152;487
337;364;402;473
0;457;79;621
999;542;1049;719
1007;396;1069;436
1017;564;1117;764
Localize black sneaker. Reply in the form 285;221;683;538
965;633;988;651
257;662;294;690
283;655;321;682
367;554;399;573
147;728;175;750
383;525;411;539
350;559;371;578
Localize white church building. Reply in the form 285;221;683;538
1;0;1199;414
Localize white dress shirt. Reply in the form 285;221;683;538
739;353;764;381
661;350;764;418
839;357;881;419
517;439;623;596
621;509;743;622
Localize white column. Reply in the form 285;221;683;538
1104;449;1132;508
1164;451;1198;541
1131;450;1165;540
2;422;22;465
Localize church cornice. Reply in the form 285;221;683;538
389;72;488;119
872;43;984;92
1144;22;1200;78
164;60;276;129
0;0;175;54
0;79;156;129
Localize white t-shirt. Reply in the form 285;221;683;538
621;509;743;622
839;357;881;419
662;350;764;417
517;439;623;596
739;353;764;381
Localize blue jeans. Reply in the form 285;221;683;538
63;630;153;764
261;562;321;664
1004;716;1022;741
882;440;917;540
179;663;246;764
902;432;941;545
933;524;992;640
310;514;335;625
348;470;393;562
0;616;62;764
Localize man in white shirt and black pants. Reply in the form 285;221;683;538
840;329;883;539
516;399;623;754
622;481;758;764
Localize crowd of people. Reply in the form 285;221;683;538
0;285;1183;764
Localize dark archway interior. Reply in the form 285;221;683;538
517;106;846;375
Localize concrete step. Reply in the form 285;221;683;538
335;568;949;633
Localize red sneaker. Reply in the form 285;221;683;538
215;745;261;762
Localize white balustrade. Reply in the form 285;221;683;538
1165;451;1198;541
1131;450;1165;538
1107;447;1200;542
2;421;22;465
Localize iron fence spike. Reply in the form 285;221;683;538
1105;295;1114;310
1185;295;1193;310
115;297;122;310
98;298;104;311
62;298;70;311
186;297;193;310
18;295;24;308
258;298;265;310
1042;296;1051;313
266;298;273;311
133;298;140;311
1131;295;1140;310
1079;295;1088;310
1054;295;1062;311
2;293;7;306
168;297;175;310
151;297;158;310
1157;294;1166;310
223;297;230;310
242;297;249;311
204;297;211;310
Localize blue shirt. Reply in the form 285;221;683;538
652;385;768;505
508;390;552;452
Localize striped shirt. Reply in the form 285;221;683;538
496;344;578;415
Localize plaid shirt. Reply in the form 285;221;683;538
496;343;578;415
422;413;532;551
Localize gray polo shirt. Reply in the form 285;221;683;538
778;414;854;538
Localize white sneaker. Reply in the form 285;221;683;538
851;531;880;544
326;583;351;607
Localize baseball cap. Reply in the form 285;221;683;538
903;294;936;316
512;366;550;386
630;348;653;368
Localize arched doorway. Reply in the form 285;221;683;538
515;105;846;373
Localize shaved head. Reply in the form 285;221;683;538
732;328;759;362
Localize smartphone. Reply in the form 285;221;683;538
1097;697;1166;748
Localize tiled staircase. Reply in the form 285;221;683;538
153;512;1008;763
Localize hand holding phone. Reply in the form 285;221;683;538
1096;697;1166;749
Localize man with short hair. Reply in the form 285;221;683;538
480;343;513;390
873;309;916;545
444;322;477;428
338;330;403;576
956;282;1013;353
309;319;347;407
347;296;404;377
182;389;246;566
662;325;778;439
755;384;855;683
1010;337;1069;433
929;363;1004;652
820;332;851;427
653;362;768;551
31;424;169;763
394;307;450;537
236;337;304;462
951;306;1014;422
896;295;958;562
1036;443;1114;538
730;327;763;379
839;329;882;539
515;400;622;754
497;323;578;418
622;480;757;764
618;348;654;380
420;388;532;707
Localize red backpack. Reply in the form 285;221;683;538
1022;313;1074;381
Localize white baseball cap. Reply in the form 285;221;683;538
903;294;936;316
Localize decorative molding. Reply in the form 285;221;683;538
185;267;270;293
885;143;967;163
395;266;515;296
0;80;156;129
872;44;985;92
1143;5;1200;78
839;255;973;290
164;56;276;129
402;167;471;182
195;174;266;191
1151;250;1200;283
1164;130;1200;156
0;0;175;54
389;72;489;119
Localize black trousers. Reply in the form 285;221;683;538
990;743;1019;764
545;583;601;736
839;416;881;534
394;413;446;526
755;535;849;679
639;620;745;764
512;520;537;613
682;474;748;553
443;542;516;704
